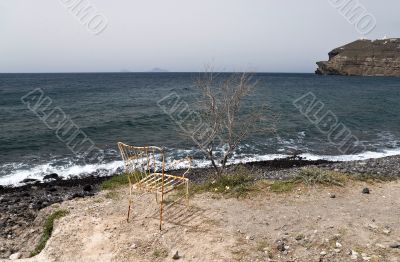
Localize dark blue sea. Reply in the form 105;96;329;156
1;73;400;185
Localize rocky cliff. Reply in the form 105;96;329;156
316;39;400;76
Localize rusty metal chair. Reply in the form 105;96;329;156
117;142;191;230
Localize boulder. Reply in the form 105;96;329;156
83;184;93;192
43;173;59;180
21;178;39;184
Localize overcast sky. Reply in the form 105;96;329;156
1;0;399;73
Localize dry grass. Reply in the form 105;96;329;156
191;166;257;198
294;167;347;186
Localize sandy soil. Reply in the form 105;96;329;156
5;180;400;262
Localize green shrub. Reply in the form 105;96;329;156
30;210;69;257
101;172;147;190
270;181;295;193
101;174;129;190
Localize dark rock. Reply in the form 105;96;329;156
0;185;4;191
71;192;84;199
389;243;400;249
83;184;93;192
316;39;400;77
277;242;286;252
330;194;336;198
172;251;180;260
47;187;57;192
362;188;370;194
84;192;95;197
43;173;59;180
21;178;39;184
295;234;304;241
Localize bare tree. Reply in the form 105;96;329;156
189;70;276;175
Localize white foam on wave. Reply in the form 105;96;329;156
300;147;400;161
1;147;400;186
0;160;124;186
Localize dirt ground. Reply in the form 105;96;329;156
6;180;400;262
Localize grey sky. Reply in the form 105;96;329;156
0;0;399;73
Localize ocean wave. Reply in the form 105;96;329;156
0;160;123;186
299;147;400;161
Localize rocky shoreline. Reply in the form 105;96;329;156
1;155;399;259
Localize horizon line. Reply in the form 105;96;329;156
0;71;314;74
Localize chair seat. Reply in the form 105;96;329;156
135;173;188;194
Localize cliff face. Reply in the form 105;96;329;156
316;39;400;76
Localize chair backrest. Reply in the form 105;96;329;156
118;142;165;183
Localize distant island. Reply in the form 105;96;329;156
316;38;400;76
150;67;169;73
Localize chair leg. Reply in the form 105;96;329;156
127;177;133;222
159;193;163;231
186;181;189;209
127;198;132;222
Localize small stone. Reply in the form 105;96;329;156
172;251;180;260
277;242;285;252
320;251;327;256
382;227;391;235
9;252;21;260
334;249;341;253
362;188;370;194
330;194;336;198
131;243;137;249
389;243;400;249
375;243;385;249
245;235;254;240
361;253;371;261
336;242;342;248
295;234;304;241
350;250;359;260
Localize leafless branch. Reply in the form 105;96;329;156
185;69;277;175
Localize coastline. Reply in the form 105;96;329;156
1;154;400;259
